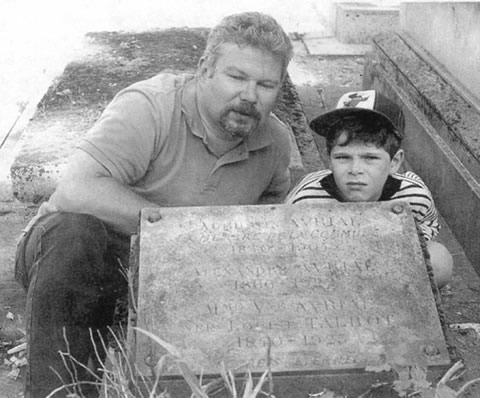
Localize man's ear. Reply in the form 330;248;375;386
390;149;404;174
198;56;210;80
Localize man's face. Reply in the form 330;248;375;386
330;133;403;202
199;43;283;140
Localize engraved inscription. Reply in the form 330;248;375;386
154;211;397;368
193;214;375;255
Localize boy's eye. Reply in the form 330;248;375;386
364;155;380;160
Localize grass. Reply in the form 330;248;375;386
44;325;273;398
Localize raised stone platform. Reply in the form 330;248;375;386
335;2;399;44
363;32;480;275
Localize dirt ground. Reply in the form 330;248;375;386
2;28;480;397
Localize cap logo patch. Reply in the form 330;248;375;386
343;93;370;108
337;90;376;110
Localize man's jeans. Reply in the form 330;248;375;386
15;212;131;397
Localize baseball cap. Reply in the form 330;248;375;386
309;90;405;139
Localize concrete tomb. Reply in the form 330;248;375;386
131;202;450;395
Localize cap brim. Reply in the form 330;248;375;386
309;108;398;138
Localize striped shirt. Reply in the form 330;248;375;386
285;170;439;240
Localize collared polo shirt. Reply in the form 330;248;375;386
76;73;292;207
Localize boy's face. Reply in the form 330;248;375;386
330;133;403;202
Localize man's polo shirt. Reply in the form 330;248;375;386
77;73;291;207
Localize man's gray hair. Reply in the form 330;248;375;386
202;12;293;79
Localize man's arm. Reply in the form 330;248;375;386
53;149;160;235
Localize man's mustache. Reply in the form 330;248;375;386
229;102;261;120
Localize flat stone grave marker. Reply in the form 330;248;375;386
132;202;450;395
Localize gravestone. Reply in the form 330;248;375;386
131;202;451;396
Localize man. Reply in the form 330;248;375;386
15;12;293;397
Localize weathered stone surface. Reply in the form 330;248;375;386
335;3;399;44
134;202;450;377
401;3;480;109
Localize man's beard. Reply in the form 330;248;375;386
219;102;262;139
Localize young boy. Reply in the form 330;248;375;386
286;90;453;288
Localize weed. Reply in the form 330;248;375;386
45;325;272;398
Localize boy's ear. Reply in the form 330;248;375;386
390;149;404;174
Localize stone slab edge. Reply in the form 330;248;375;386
336;3;400;13
363;32;480;274
399;31;480;117
302;37;372;56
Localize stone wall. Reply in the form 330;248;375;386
400;2;480;110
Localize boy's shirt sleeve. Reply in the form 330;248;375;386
396;171;440;241
284;170;335;204
415;200;440;241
